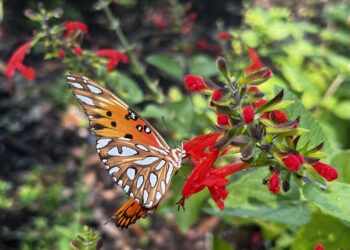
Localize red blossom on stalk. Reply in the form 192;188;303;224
314;243;324;250
245;47;263;73
5;41;35;81
95;49;128;71
58;49;65;60
217;114;230;126
242;105;255;124
271;110;289;123
64;21;88;38
312;162;338;181
184;74;206;92
268;172;280;194
73;47;82;56
196;38;211;50
217;31;232;40
211;89;223;102
282;154;304;171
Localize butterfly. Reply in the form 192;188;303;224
66;72;185;228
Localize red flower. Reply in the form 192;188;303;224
184;133;221;163
312;162;338;182
217;114;230;126
184;74;206;92
272;110;289;123
269;172;280;194
211;89;223;102
73;47;82;56
217;31;232;40
5;41;35;81
254;99;267;108
64;21;88;38
196;38;210;50
314;243;324;250
242;105;255;124
248;86;260;94
245;47;263;73
282;154;303;171
150;13;168;29
58;49;65;60
95;49;128;71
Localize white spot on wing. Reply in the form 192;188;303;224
143;190;148;203
109;166;120;175
130;192;134;198
166;163;174;184
149;173;157;188
108;146;137;156
156;192;162;201
134;157;159;166
150;146;168;155
70;82;83;89
102;159;107;163
118;179;123;186
76;95;94;105
145;201;153;208
161;181;166;194
124;185;130;193
96;138;112;149
155;160;166;170
136;175;144;188
87;84;102;94
136;144;149;152
67;76;76;81
127;168;136;180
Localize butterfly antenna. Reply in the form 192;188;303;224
161;116;176;149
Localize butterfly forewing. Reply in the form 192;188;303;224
66;72;181;210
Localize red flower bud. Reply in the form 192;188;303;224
254;99;267;108
58;49;65;59
268;172;280;194
211;89;223;102
312;162;338;181
263;69;273;79
184;74;206;92
73;47;82;56
217;114;230;126
314;243;324;250
217;31;232;40
295;153;304;164
248;86;260;93
282;154;303;171
272;110;289;123
242;105;255;124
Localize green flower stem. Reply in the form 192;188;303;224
102;5;158;95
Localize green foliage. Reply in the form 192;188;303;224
331;150;350;184
71;226;103;250
0;180;13;209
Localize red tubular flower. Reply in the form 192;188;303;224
269;172;280;194
217;31;232;40
245;47;263;73
64;21;88;38
272;110;289;123
282;154;303;171
254;99;267;108
242;105;255;124
184;74;206;92
312;162;338;181
5;41;35;81
95;49;128;71
314;243;324;250
73;47;82;56
58;49;65;60
184;133;221;163
211;89;223;102
217;114;230;126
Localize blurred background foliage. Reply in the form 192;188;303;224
0;0;349;249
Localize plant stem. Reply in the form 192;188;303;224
102;5;158;95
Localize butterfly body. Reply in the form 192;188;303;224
66;73;184;228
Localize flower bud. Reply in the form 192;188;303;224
268;172;280;194
217;114;230;126
216;57;229;78
312;162;338;181
217;31;232;40
282;154;303;171
184;74;206;92
211;89;223;102
242;105;255;124
272;110;289;124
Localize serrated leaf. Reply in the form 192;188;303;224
206;169;311;226
303;181;350;223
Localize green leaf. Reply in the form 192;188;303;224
303;181;350;223
207;169;311;226
292;213;350;250
213;236;234;250
282;89;332;156
146;54;183;80
189;55;217;77
113;72;144;104
331;150;350;184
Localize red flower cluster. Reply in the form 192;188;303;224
217;31;232;40
314;244;324;250
64;21;88;38
95;49;128;71
282;154;304;171
245;47;263;73
5;41;35;81
179;133;246;209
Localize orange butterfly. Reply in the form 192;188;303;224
66;73;185;228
